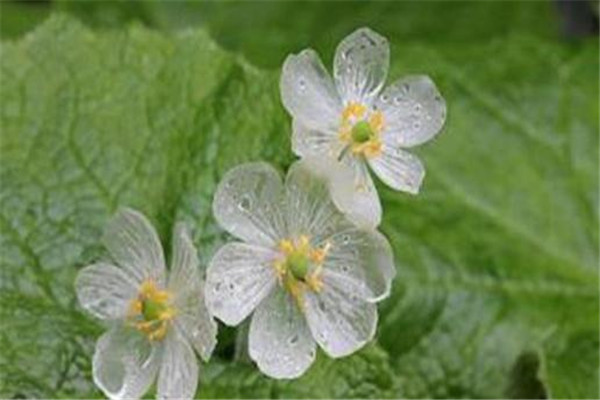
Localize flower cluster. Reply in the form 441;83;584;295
75;27;445;398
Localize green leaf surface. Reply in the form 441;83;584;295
1;14;598;399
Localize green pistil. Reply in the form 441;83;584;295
351;121;373;143
142;299;166;321
286;251;309;281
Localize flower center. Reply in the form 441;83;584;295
351;120;374;143
274;235;331;310
338;102;384;158
128;279;175;341
286;250;310;281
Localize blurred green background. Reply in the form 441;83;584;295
0;1;598;399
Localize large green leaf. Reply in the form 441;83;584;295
0;15;597;399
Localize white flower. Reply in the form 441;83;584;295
75;208;217;400
280;27;446;228
205;161;395;379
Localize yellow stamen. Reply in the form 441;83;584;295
273;236;331;310
128;279;175;341
338;103;385;159
342;102;367;120
369;111;385;133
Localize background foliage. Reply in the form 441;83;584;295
0;1;598;398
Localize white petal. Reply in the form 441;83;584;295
249;289;316;379
368;147;425;194
93;326;160;400
376;75;446;147
205;242;278;326
157;330;199;400
169;223;217;361
280;49;342;133
75;263;137;320
322;229;396;302
103;208;166;285
291;156;381;229
334;27;389;105
284;159;346;240
330;156;382;229
304;271;377;358
213;162;286;247
291;119;340;158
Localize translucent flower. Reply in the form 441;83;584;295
75;208;217;400
280;27;446;227
205;161;395;379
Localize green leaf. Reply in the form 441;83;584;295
1;14;598;399
198;344;398;399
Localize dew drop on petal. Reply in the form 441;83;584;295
238;195;251;212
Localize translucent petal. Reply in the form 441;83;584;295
288;157;381;231
304;271;377;358
93;326;160;400
284;159;347;241
322;229;396;302
103;208;166;285
75;262;137;320
249;289;316;379
157;330;198;400
368;147;425;194
291;119;340;158
330;156;382;229
213;162;286;247
376;75;446;147
281;49;342;133
334;27;389;105
205;242;278;326
169;223;217;361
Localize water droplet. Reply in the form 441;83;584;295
298;78;306;91
393;96;402;105
413;121;421;130
414;104;422;112
289;335;299;345
342;235;351;245
341;265;350;273
380;94;389;103
238;195;251;212
318;301;327;312
214;282;222;292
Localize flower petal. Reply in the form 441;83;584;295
75;262;137;320
157;330;198;400
376;75;446;147
284;159;345;240
368;147;425;194
169;223;217;361
334;27;389;105
93;326;160;400
281;49;342;133
322;229;396;302
205;242;278;326
304;271;377;358
213;162;286;247
249;289;316;379
292;119;340;158
331;157;382;229
103;208;166;286
291;156;381;229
